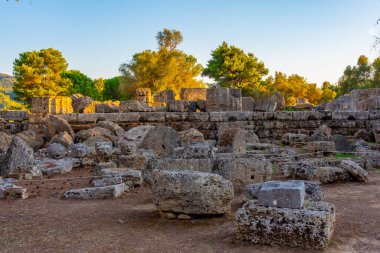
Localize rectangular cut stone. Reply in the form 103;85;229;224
252;112;273;120
236;200;335;250
165;112;189;122
273;111;292;120
257;181;305;209
58;113;78;123
64;184;126;199
188;112;209;121
139;112;166;122
210;112;252;122
119;112;140;122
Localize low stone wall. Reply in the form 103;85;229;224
24;110;379;141
0;110;29;134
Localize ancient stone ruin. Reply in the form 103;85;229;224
1;86;379;250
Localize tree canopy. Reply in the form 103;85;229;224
119;29;204;99
202;42;268;96
103;76;122;101
13;48;71;102
335;55;380;95
156;29;183;51
61;70;97;98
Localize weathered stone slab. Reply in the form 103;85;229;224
117;154;147;170
100;168;142;186
256;181;305;209
247;180;323;202
37;158;73;175
236;200;335;250
213;157;272;191
64;183;126;199
151;170;234;215
92;176;123;187
0;184;28;199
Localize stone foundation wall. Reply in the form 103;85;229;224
24;110;378;141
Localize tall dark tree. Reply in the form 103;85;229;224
61;70;98;98
103;76;122;101
202;42;268;96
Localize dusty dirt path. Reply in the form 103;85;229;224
0;169;379;253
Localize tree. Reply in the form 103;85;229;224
103;76;122;101
94;78;105;100
336;55;380;95
61;70;97;98
320;81;337;102
373;18;380;52
13;48;71;102
119;29;204;99
270;72;325;105
202;42;268;96
156;29;183;51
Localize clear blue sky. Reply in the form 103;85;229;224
1;0;379;85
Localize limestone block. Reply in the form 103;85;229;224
213;157;272;191
236;200;335;250
151;170;234;215
256;181;305;209
64;184;127;199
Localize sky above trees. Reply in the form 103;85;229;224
0;0;379;85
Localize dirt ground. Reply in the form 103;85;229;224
0;168;379;253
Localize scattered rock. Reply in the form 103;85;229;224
37;158;73;175
64;184;127;199
125;125;155;146
236;200;335;250
1;137;34;177
151;170;234;216
140;126;181;156
96;121;126;136
0;132;13;153
69;143;90;158
95;141;113;157
17;130;44;151
316;167;350;184
311;124;332;141
332;134;351;152
178;128;205;145
340;160;368;182
47;143;66;159
46;115;74;139
49;131;74;148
